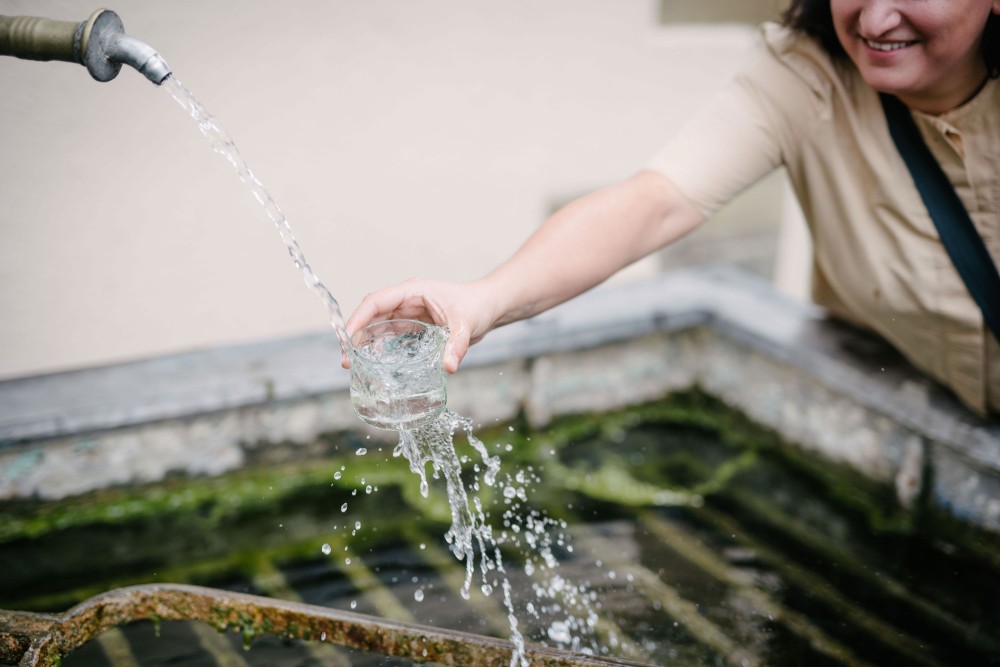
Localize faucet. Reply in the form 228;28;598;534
0;9;171;85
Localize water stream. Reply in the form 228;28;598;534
163;76;598;665
163;77;352;354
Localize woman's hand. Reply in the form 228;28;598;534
342;278;499;373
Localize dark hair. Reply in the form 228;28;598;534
781;0;999;78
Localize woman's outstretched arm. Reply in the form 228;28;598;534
344;168;704;372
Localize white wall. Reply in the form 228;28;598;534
0;0;762;379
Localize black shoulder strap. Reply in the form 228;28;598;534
879;92;1000;341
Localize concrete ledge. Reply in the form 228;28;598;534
1;265;997;533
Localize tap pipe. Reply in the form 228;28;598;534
0;9;171;85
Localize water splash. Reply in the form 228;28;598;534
394;410;526;665
496;466;601;657
163;76;352;354
394;412;500;595
392;411;601;664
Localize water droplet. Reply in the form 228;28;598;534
320;631;326;641
333;471;342;480
414;590;424;602
345;557;352;565
341;503;348;512
354;521;362;531
356;448;368;456
350;600;357;609
321;543;332;555
547;621;571;644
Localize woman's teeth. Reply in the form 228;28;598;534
865;39;915;51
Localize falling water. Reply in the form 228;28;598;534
392;411;602;665
394;411;529;661
163;75;598;666
163;76;352;354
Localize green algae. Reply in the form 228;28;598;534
0;453;451;611
0;458;362;543
0;430;502;547
485;388;1000;562
531;391;922;536
1;389;996;618
0;390;966;549
3;390;1000;667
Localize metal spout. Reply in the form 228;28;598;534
0;9;171;85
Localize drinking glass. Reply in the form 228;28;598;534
349;319;448;430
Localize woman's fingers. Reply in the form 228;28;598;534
342;279;489;374
345;289;406;335
442;321;472;373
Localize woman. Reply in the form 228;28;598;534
344;0;1000;416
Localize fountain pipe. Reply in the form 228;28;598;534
0;9;171;84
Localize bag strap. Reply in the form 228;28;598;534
879;92;1000;341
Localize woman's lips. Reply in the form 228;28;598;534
864;38;918;52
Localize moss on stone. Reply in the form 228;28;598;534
2;388;997;618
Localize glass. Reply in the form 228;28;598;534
349;319;448;430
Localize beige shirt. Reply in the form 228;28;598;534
648;23;1000;416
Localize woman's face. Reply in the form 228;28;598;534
831;0;1000;113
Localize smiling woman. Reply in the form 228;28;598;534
346;0;1000;418
829;0;1000;113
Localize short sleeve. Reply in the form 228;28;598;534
646;24;833;217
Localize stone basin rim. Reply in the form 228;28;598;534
0;582;656;667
